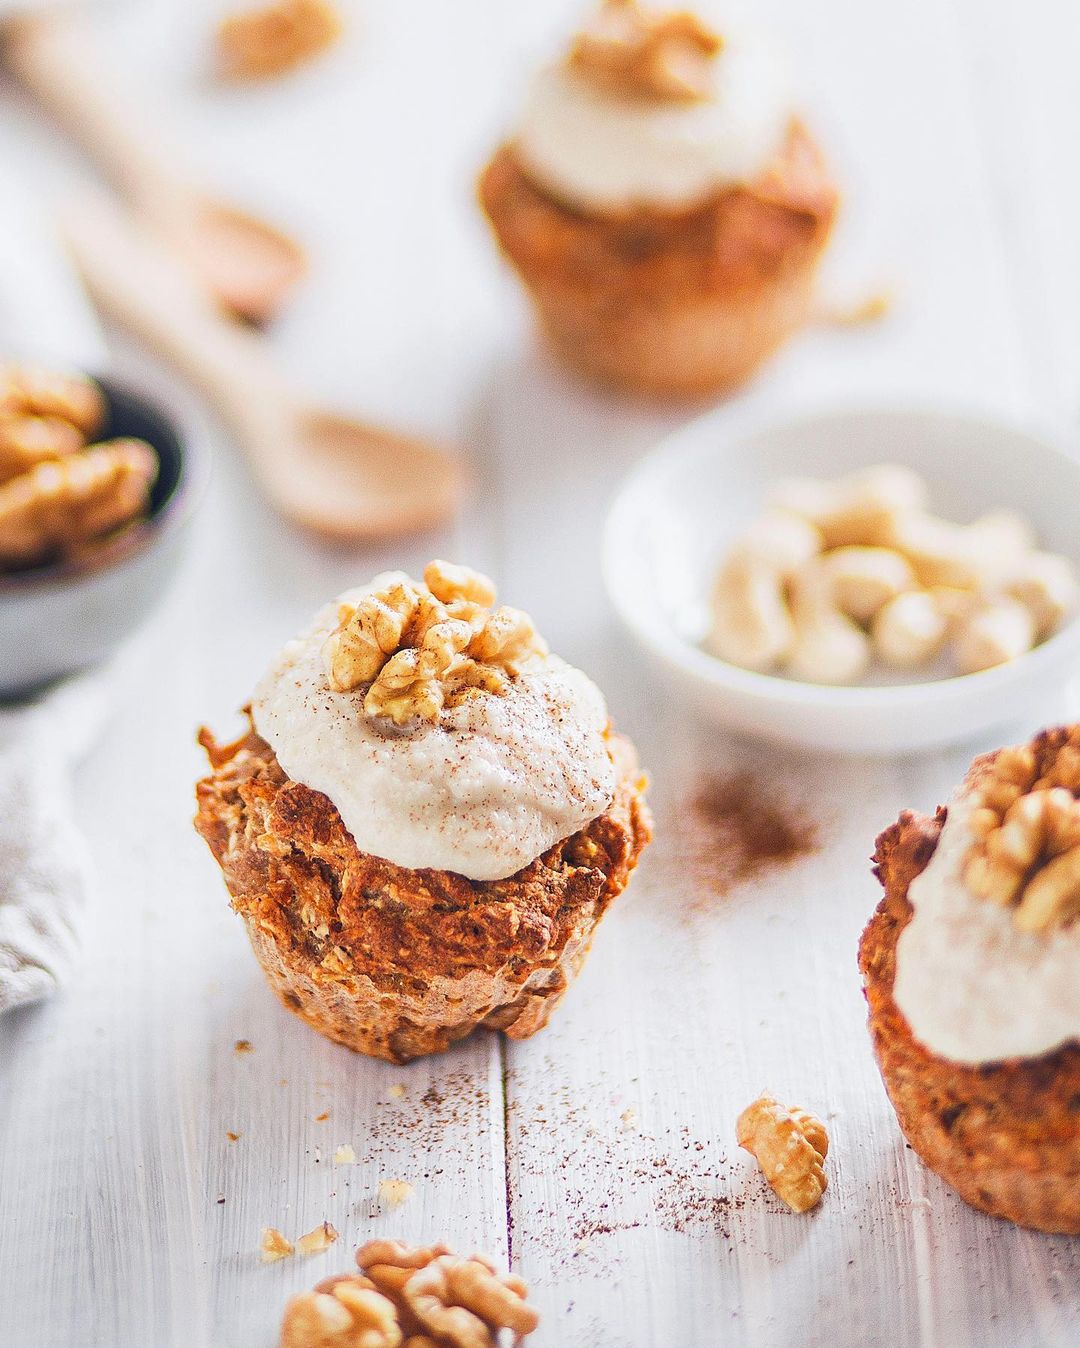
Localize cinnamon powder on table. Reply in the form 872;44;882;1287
674;771;819;904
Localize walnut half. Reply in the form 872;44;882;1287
964;727;1080;932
0;438;157;568
280;1241;540;1348
737;1093;829;1213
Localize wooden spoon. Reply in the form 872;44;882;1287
4;11;306;326
63;196;463;540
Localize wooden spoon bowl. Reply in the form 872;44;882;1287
64;196;463;541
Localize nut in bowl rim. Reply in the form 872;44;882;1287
602;399;1080;752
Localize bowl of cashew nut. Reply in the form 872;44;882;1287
603;403;1080;752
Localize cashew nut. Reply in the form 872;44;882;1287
708;557;793;671
952;597;1036;674
871;590;949;668
1003;551;1079;640
728;509;822;571
770;464;927;550
706;511;819;671
820;546;915;625
786;559;871;684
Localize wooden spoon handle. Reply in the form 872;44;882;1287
63;195;299;497
5;13;189;211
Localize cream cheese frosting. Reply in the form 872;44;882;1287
892;790;1080;1065
251;578;616;882
512;28;793;213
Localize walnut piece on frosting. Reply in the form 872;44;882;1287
965;728;1080;932
568;0;723;103
323;563;548;727
280;1240;540;1348
737;1092;829;1213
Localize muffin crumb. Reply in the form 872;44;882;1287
297;1221;339;1256
261;1227;294;1262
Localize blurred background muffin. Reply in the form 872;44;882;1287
479;0;838;397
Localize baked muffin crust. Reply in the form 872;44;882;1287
196;715;652;1063
860;803;1080;1234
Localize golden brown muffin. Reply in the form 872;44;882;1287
860;735;1080;1235
480;95;838;398
196;716;651;1064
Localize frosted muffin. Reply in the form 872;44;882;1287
195;561;651;1063
478;0;838;397
860;726;1079;1234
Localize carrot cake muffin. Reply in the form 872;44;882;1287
860;726;1080;1234
478;0;838;398
195;561;651;1063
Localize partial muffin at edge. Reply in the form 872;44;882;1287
478;121;838;398
195;716;652;1064
859;791;1080;1235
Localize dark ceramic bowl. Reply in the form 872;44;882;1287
0;370;201;697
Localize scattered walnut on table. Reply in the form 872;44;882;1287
217;0;343;82
964;728;1080;932
568;0;723;103
737;1092;829;1213
0;437;157;568
280;1241;540;1348
280;1278;402;1348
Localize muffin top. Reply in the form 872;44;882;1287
511;1;793;213
892;728;1080;1064
252;563;616;881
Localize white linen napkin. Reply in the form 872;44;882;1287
0;668;114;1010
0;181;111;1012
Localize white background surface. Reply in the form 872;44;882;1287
1;2;1079;1345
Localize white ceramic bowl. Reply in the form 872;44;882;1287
603;403;1080;754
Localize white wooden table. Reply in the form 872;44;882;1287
1;2;1078;1344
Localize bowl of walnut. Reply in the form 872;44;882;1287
603;402;1080;753
0;358;198;696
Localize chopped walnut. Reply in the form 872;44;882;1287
423;559;496;609
0;361;104;437
0;414;86;485
377;1180;414;1210
322;564;549;727
964;729;1080;932
325;584;424;691
218;0;342;82
568;0;723;103
353;1241;539;1348
0;438;156;568
261;1227;295;1262
467;606;548;676
403;1255;539;1347
297;1221;340;1256
363;648;445;727
737;1093;829;1213
280;1278;402;1348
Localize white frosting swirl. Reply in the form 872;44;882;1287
251;579;616;882
513;29;792;212
892;790;1080;1065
